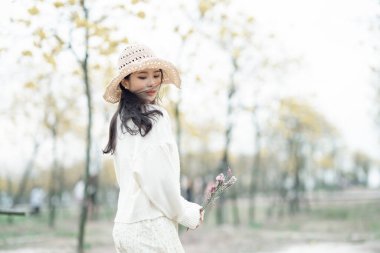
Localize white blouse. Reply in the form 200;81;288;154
113;104;202;229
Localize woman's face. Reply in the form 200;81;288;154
121;68;162;103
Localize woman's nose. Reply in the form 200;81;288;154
148;77;157;87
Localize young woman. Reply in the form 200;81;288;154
103;43;205;252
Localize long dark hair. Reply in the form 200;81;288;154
103;73;164;155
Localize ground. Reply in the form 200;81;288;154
1;194;380;253
1;222;379;253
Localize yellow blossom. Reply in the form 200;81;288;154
28;6;40;15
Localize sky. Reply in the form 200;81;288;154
238;0;380;158
1;0;380;175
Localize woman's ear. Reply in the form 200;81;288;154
121;78;129;89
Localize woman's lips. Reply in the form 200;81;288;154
146;90;157;95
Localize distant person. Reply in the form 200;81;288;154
193;176;205;204
103;43;204;252
73;178;84;209
186;178;194;202
87;174;99;220
29;186;45;215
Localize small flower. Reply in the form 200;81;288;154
225;176;237;187
216;173;225;183
210;185;217;194
201;166;238;213
204;182;215;199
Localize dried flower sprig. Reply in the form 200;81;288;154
201;167;237;212
186;167;237;231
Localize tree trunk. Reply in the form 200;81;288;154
230;183;240;225
57;164;65;203
12;140;40;207
48;124;58;228
248;106;261;225
216;57;238;225
216;153;228;224
293;152;304;213
174;93;182;162
174;40;185;160
289;139;303;214
77;2;92;252
7;173;14;224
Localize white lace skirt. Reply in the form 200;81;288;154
112;216;185;253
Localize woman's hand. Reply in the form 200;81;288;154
195;208;205;229
186;208;205;231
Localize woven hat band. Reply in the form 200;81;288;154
118;44;155;71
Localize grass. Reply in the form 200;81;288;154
1;199;380;251
198;197;380;237
309;202;380;233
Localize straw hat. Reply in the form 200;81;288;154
103;43;181;103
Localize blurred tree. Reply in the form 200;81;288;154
352;151;371;186
370;1;380;188
12;141;40;208
12;0;148;251
180;0;299;225
271;98;339;214
42;78;80;228
248;102;262;225
183;0;255;225
3;77;46;210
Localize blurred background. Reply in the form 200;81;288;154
1;0;380;252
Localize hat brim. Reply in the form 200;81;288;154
103;57;181;103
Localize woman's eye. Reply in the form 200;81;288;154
154;75;161;78
138;77;147;80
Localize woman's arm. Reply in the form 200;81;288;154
132;142;202;229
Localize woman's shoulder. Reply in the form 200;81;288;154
116;104;169;138
145;104;174;141
146;104;171;123
146;104;169;116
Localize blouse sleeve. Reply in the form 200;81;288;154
132;141;202;229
